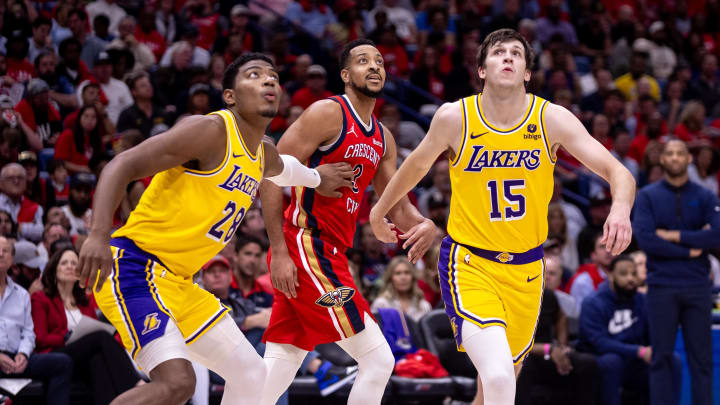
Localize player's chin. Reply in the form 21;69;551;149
259;107;278;118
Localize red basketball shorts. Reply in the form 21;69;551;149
262;226;372;351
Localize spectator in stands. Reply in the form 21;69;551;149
63;82;115;139
371;256;431;322
85;0;127;36
31;246;141;405
54;105;105;174
0;52;27;107
674;101;707;144
28;17;53;65
92;14;115;43
0;236;73;405
135;7;166;61
580;68;614;116
359;222;390;286
611;129;639;181
629;250;648;294
633;139;718;405
687;53;720;116
152;41;194;108
418;242;441;307
659;80;685;132
208;54;225;91
417;159;450;218
378;103;424;150
0;163;43;242
544;255;578;324
548;203;579;271
182;83;211;117
107;15;156;72
285;0;338;39
374;26;410;77
19;151;52;208
117;71;173;138
233;234;273;308
577;255;664;405
535;0;578;46
35;51;78;115
688;145;718;195
367;0;417;45
214;4;256;58
615;50;661;102
67;8;108;71
87;51;134;125
516;260;597;405
576;195;611;263
159;25;210;69
566;232;612;314
61;173;93;236
5;30;36;84
550;176;587;241
46;160;69;206
645;22;677;82
410;46;446;104
13;239;44;293
290;65;333;110
36;222;68;272
55;38;93;102
16;78;62;148
0;210;16;239
0;94;42;152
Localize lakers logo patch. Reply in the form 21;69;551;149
141;312;161;335
315;287;355;308
527;123;537;133
496;252;514;263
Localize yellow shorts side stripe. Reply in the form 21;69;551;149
110;249;142;358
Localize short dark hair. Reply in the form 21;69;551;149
58;37;81;57
235;233;265;253
46;159;65;175
609;254;634;272
33;17;51;29
34;51;54;69
476;28;534;70
68;8;88;21
222;52;274;91
126;71;150;91
339;39;377;69
94;14;110;27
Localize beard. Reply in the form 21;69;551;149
258;106;278;118
663;165;687;178
613;280;637;301
350;77;383;98
69;197;90;217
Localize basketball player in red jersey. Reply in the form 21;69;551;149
259;39;437;404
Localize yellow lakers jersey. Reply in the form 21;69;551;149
113;109;264;278
447;93;555;252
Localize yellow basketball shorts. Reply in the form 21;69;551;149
94;237;228;359
438;236;544;365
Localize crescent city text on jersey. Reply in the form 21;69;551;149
344;143;381;166
463;145;542;173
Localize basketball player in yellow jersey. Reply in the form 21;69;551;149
370;29;636;405
76;53;353;405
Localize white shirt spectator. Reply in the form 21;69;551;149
159;42;210;69
367;3;417;43
77;78;133;125
688;164;719;196
570;271;607;316
0;194;44;242
61;204;91;236
558;200;587;241
86;0;128;36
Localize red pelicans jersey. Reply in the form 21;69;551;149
285;95;385;247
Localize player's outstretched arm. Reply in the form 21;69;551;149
545;104;636;255
78;115;226;292
259;100;349;299
369;102;461;243
373;124;437;263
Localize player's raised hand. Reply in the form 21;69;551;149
78;232;113;292
315;162;353;197
602;207;632;256
399;218;438;264
271;249;299;299
369;208;398;244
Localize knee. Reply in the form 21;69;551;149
56;353;73;374
224;348;266;389
597;353;623;373
157;362;196;403
481;366;515;395
359;343;394;381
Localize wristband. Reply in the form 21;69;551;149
639;347;646;358
543;343;551;360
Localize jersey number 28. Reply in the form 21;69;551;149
487;179;526;221
207;201;246;243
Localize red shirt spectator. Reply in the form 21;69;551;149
190;12;220;50
31;290;98;353
135;26;167;61
290;65;333;109
7;58;36;84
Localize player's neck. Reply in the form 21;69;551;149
228;108;270;153
479;87;529;128
344;90;376;125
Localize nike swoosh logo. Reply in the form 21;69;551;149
232;153;245;158
527;274;540;283
469;131;488;139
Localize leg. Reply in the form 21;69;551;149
335;315;394;405
678;286;713;405
461;322;515;405
187;315;267;405
17;352;73;405
191;362;209;405
261;342;306;405
595;353;624;405
647;286;680;405
568;351;599;405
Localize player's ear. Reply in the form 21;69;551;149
524;69;531;83
222;88;236;107
340;68;350;84
477;66;486;80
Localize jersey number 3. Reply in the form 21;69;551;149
487;179;526;221
207;201;246;243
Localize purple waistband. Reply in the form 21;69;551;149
446;236;544;265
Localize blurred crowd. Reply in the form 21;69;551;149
0;0;719;404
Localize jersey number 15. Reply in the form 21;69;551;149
487;179;526;221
